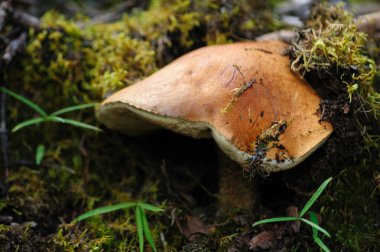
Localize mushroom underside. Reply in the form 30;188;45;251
97;102;330;172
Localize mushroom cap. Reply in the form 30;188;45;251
97;41;333;172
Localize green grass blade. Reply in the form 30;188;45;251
74;202;138;221
300;218;331;238
35;144;45;165
136;206;145;252
309;211;319;237
50;103;97;116
49;117;102;132
47;116;66;123
300;177;332;217
138;202;164;212
252;217;300;227
313;236;331;252
309;212;331;252
141;208;157;251
0;87;47;117
12;117;46;132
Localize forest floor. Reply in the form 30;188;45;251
0;0;379;251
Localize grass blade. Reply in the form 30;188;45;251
35;144;45;165
309;211;319;237
138;202;164;212
50;103;97;116
47;116;66;123
300;218;331;238
12;117;46;132
313;236;331;252
136;206;145;252
309;211;331;252
300;177;332;217
252;217;299;227
141;208;157;251
49;117;102;132
0;87;47;117
74;202;138;221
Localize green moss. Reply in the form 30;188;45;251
320;163;380;250
2;167;50;220
127;0;201;47
291;3;379;118
289;3;380;165
52;222;133;251
22;11;157;106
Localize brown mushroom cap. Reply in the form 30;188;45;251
97;40;333;172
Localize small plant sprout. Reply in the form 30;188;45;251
74;201;164;252
252;177;333;252
0;87;101;132
35;144;45;165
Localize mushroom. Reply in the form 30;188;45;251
96;40;333;209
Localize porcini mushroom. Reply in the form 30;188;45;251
96;40;333;209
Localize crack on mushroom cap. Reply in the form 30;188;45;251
97;41;334;172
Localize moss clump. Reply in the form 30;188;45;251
21;12;157;106
292;3;378;117
52;222;134;251
289;3;379;167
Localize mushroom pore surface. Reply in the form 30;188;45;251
97;40;333;172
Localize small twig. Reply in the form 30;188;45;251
13;159;76;174
84;0;138;25
12;9;41;30
0;84;9;180
256;29;298;44
0;1;11;32
79;134;90;182
2;32;27;63
356;11;380;33
0;6;7;31
1;1;41;31
160;160;173;195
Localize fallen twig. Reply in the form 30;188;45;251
79;134;90;182
0;84;9;180
86;0;140;25
2;32;27;63
12;9;41;30
0;6;7;31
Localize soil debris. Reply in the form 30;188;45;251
248;120;288;176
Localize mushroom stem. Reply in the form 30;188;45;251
216;147;260;212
